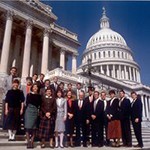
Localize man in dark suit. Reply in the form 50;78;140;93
40;79;51;97
84;86;95;144
50;76;58;93
91;90;104;147
36;73;45;89
119;90;132;147
131;91;143;148
74;90;88;147
100;90;110;146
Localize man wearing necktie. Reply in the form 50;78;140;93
91;91;104;147
74;91;88;147
50;76;58;93
100;90;110;146
119;89;132;147
131;91;143;148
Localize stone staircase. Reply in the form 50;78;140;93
0;127;150;148
0;100;150;149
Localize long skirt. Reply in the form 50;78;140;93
38;115;55;139
3;107;20;130
24;104;38;129
65;118;74;135
107;120;122;139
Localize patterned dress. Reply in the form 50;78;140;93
55;97;67;132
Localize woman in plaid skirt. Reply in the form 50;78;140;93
39;87;57;148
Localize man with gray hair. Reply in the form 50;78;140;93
74;90;89;147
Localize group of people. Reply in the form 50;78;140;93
3;67;143;149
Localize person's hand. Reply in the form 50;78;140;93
86;120;90;124
5;109;8;115
46;112;51;118
64;116;67;121
91;115;96;120
68;113;73;119
135;118;139;123
20;109;23;115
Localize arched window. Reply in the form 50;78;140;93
99;52;101;58
118;51;120;58
108;51;110;57
103;51;106;57
94;53;96;59
113;51;115;57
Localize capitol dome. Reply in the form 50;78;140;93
78;7;141;84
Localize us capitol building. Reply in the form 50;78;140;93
0;0;150;126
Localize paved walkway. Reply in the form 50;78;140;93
0;145;147;150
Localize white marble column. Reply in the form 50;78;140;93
21;20;33;78
124;65;128;80
41;28;49;74
12;34;21;68
145;96;149;120
141;95;146;119
72;53;77;74
106;65;109;76
60;49;65;70
112;65;115;78
119;65;121;79
100;65;104;74
30;40;38;76
48;44;52;70
0;10;13;74
133;68;136;81
129;67;132;80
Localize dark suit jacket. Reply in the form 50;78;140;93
106;98;120;120
85;95;95;120
50;83;58;92
131;98;142;122
119;97;131;120
74;99;88;125
91;99;104;123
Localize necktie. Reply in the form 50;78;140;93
94;100;97;111
79;100;82;109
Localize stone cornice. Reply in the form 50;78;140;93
52;39;78;56
20;0;57;21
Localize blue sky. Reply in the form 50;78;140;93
42;1;150;86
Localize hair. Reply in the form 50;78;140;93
32;73;38;77
101;90;107;95
109;89;116;95
26;76;32;82
10;67;17;71
119;89;125;94
76;82;81;86
56;89;64;98
94;91;99;94
131;91;137;95
40;73;45;77
59;82;64;86
44;79;50;83
30;83;39;93
88;86;95;91
67;83;72;86
12;79;19;84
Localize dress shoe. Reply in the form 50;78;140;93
60;145;64;148
41;144;45;148
134;144;143;148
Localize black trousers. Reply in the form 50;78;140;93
121;119;132;146
91;121;104;146
75;122;87;145
132;121;143;147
